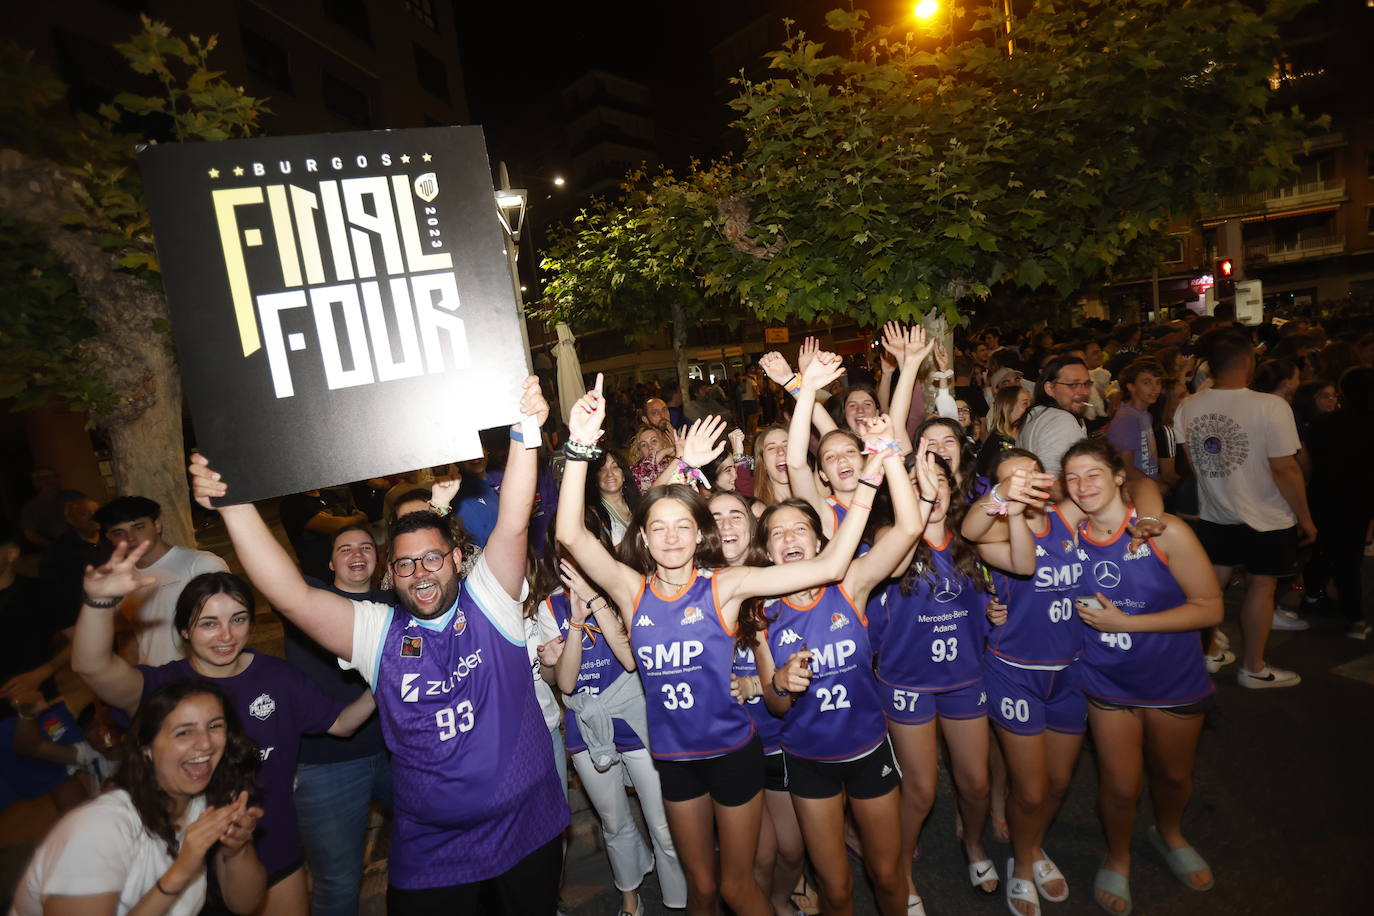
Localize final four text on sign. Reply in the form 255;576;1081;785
140;126;532;504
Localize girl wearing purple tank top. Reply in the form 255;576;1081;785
747;433;927;916
966;447;1168;916
557;368;882;916
1061;439;1221;916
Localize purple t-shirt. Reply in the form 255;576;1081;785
1107;403;1158;479
138;654;345;875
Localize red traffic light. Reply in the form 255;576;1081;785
1217;258;1235;278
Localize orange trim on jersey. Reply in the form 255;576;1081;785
1051;504;1078;536
1078;510;1131;546
925;530;954;551
834;582;866;625
1027;512;1052;539
627;577;648;622
709;572;736;636
648;567;697;602
783;585;826;612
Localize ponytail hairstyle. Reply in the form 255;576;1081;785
113;681;260;857
615;485;726;575
734;498;827;652
898;454;990;597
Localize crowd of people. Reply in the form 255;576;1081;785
2;305;1371;916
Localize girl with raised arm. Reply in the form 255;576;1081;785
746;413;926;916
1059;439;1221;916
555;372;879;916
72;563;374;916
870;448;1002;905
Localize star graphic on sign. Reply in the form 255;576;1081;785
207;167;220;179
232;165;245;177
422;152;432;162
400;153;411;164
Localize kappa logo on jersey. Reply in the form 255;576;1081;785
1035;545;1048;558
401;635;423;658
453;609;467;635
405;618;419;629
634;615;655;627
777;628;803;646
978;690;988;705
1078;548;1090;561
681;606;704;625
1093;560;1122;589
934;577;963;603
248;693;276;720
829;612;850;631
400;672;420;702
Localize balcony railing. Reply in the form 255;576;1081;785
1213;178;1345;217
1244;234;1345;266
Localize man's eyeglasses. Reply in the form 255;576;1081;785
1052;380;1093;390
390;550;449;578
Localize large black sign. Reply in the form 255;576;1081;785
140;126;529;504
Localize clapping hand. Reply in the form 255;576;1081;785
537;636;565;667
677;416;728;471
560;560;601;625
217;791;263;859
800;350;844;392
857;413;896;455
759;352;794;387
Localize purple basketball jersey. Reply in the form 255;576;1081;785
767;586;887;761
545;592;644;754
374;588;569;889
873;534;989;692
1076;516;1214;707
988;508;1085;668
629;570;755;760
733;645;782;754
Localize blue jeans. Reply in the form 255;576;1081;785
294;753;391;916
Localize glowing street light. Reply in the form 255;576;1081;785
553;176;566;186
914;0;940;20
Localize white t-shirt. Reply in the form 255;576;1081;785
121;546;228;667
1016;405;1085;477
1174;387;1301;531
12;790;208;916
525;600;563;732
342;554;528;687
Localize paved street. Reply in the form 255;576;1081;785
559;591;1374;915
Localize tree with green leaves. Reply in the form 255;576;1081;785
0;19;265;545
540;0;1314;361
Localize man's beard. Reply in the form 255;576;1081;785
397;574;462;620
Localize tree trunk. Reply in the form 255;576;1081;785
0;149;194;548
670;298;691;408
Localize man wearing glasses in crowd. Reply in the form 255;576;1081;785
1018;354;1096;477
188;378;569;915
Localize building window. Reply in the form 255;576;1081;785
404;0;437;29
413;44;449;101
240;27;291;93
321;73;370;129
323;0;372;45
1162;236;1186;264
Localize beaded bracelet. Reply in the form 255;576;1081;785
564;440;603;462
83;594;122;609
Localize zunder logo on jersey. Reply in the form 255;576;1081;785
401;672;420;702
829;612;850;631
681;606;704;625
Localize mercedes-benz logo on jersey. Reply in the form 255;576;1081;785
400;673;420;703
934;577;962;603
1093;561;1122;589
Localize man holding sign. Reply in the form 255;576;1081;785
189;377;568;914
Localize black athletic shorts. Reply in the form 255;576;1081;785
763;751;787;793
655;733;765;806
783;739;901;801
1191;519;1298;578
386;834;562;915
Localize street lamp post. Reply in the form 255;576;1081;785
494;161;532;372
